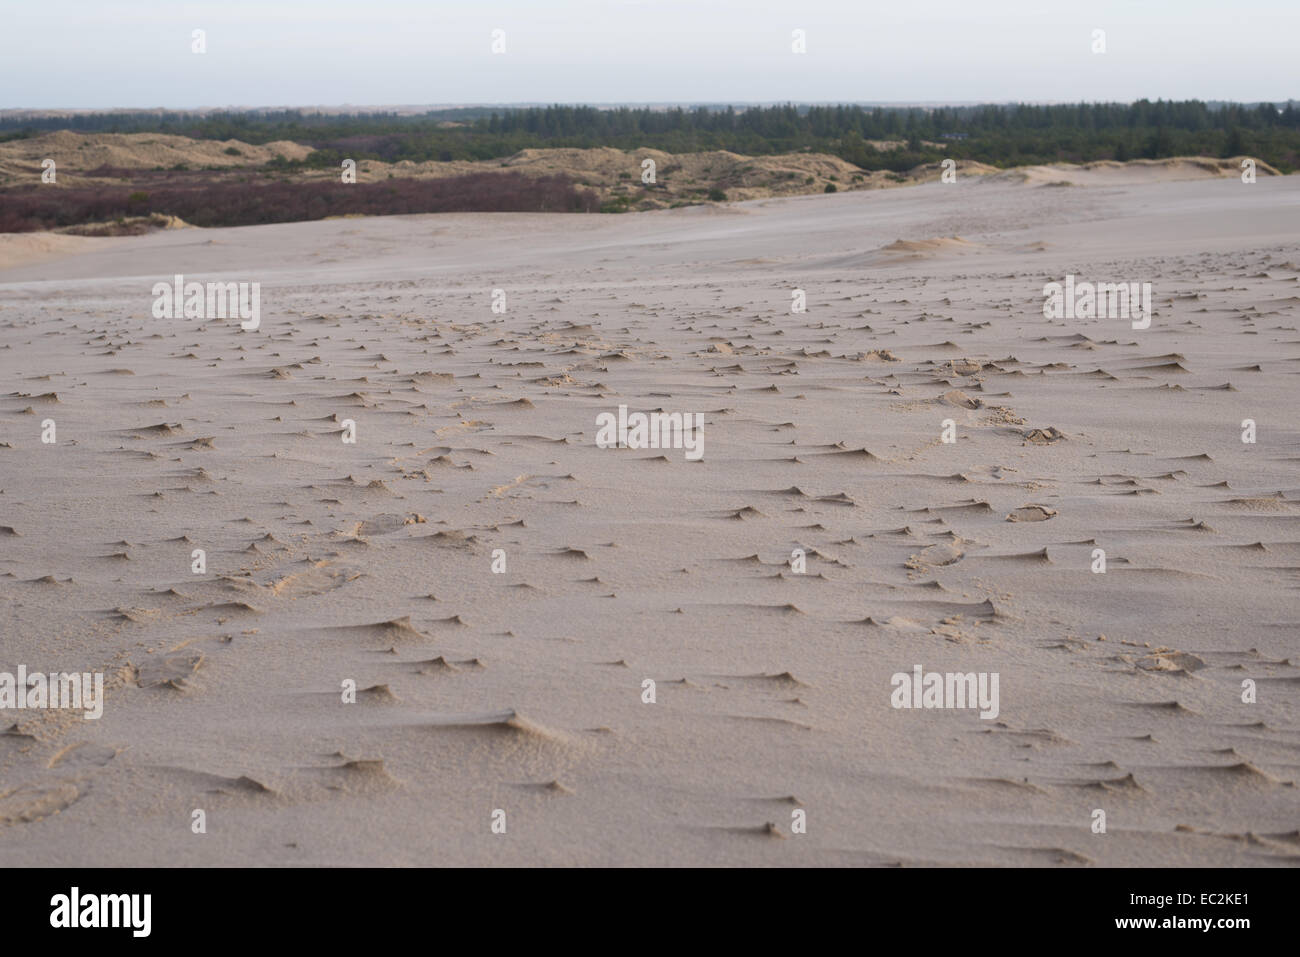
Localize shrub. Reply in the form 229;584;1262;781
0;172;600;232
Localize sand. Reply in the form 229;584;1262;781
1;170;1298;866
0;131;315;187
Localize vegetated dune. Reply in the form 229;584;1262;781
990;156;1282;187
2;132;1284;197
2;131;950;205
378;146;957;207
0;131;314;187
0;131;1288;236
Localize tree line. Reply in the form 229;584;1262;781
4;100;1298;172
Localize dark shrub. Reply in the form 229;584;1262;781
0;172;600;232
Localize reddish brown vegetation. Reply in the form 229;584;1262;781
0;172;599;232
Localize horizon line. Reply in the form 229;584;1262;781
4;98;1299;115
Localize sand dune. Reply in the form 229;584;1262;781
0;131;314;187
1;171;1298;866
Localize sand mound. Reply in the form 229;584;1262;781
0;231;100;269
992;156;1281;187
875;236;983;260
1;130;1002;209
0;131;314;186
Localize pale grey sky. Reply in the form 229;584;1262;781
3;0;1296;109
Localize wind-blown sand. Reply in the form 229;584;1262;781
1;172;1298;866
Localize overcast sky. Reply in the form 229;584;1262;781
3;0;1296;109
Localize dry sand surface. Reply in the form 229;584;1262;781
1;172;1298;866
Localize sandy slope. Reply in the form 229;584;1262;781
1;172;1298;866
0;131;314;186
